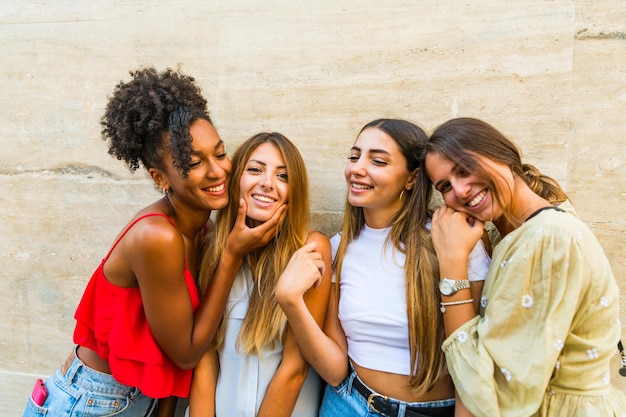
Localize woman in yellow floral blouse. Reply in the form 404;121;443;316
423;117;626;416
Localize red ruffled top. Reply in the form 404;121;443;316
73;214;201;399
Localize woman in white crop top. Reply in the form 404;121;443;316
276;119;489;417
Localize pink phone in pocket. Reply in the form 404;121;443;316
31;378;48;406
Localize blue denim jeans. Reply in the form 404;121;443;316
22;347;157;417
319;365;455;417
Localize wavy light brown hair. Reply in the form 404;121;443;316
198;132;310;354
426;117;568;227
334;119;446;395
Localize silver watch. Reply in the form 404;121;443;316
439;278;470;296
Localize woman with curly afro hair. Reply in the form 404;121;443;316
22;67;285;417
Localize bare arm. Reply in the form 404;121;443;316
188;349;219;417
136;200;287;369
155;397;178;417
430;205;484;336
256;328;310;417
257;232;332;417
454;392;475;417
276;238;349;386
470;281;484;314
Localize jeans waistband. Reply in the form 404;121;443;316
348;366;454;417
58;346;140;398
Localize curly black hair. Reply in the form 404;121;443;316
100;67;212;178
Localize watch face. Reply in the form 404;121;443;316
440;280;453;295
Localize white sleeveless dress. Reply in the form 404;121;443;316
215;266;321;417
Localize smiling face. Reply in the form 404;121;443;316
425;151;513;222
155;118;231;212
239;142;289;226
345;127;415;228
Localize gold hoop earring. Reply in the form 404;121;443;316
399;189;405;201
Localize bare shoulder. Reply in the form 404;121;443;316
122;214;184;258
306;229;330;243
105;213;184;287
306;229;331;249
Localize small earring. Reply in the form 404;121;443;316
162;188;169;194
399;189;406;201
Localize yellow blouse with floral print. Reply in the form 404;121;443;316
443;207;626;416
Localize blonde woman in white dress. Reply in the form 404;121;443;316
188;132;331;417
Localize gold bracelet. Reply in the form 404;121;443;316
440;299;473;313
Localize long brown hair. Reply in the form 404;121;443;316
427;117;567;227
199;132;310;354
334;119;446;394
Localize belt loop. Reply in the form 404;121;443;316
389;401;399;416
129;386;141;399
346;362;357;395
61;346;82;385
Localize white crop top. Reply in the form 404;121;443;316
331;224;489;375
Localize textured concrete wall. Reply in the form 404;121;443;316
1;1;624;414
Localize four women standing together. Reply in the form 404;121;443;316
23;67;625;417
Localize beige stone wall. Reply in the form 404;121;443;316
1;1;624;413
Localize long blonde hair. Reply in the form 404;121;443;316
334;119;446;395
198;132;310;354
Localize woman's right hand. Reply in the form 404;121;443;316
431;205;484;265
275;241;325;307
225;199;287;258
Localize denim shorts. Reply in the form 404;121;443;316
319;365;455;417
22;347;157;417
